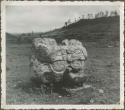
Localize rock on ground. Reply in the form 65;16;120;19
30;38;88;88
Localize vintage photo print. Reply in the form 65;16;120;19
1;1;124;109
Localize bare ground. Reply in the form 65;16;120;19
6;43;120;104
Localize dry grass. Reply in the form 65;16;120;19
6;42;120;104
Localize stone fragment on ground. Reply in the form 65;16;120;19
98;89;104;94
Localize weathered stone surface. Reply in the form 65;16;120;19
30;38;88;87
32;38;58;63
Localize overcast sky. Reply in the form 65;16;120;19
6;5;119;33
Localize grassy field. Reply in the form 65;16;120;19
6;42;120;104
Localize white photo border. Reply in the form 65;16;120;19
1;1;124;109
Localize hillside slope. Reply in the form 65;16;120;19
6;33;17;43
6;16;120;47
43;16;120;47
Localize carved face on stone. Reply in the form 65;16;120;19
31;38;87;85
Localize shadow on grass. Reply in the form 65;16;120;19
14;64;102;99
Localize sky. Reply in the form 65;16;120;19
6;5;119;33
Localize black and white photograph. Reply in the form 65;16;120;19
1;1;124;109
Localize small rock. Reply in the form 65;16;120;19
90;99;94;103
83;84;92;88
66;94;71;97
58;95;62;98
98;89;104;94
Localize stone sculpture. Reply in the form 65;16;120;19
30;38;87;89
